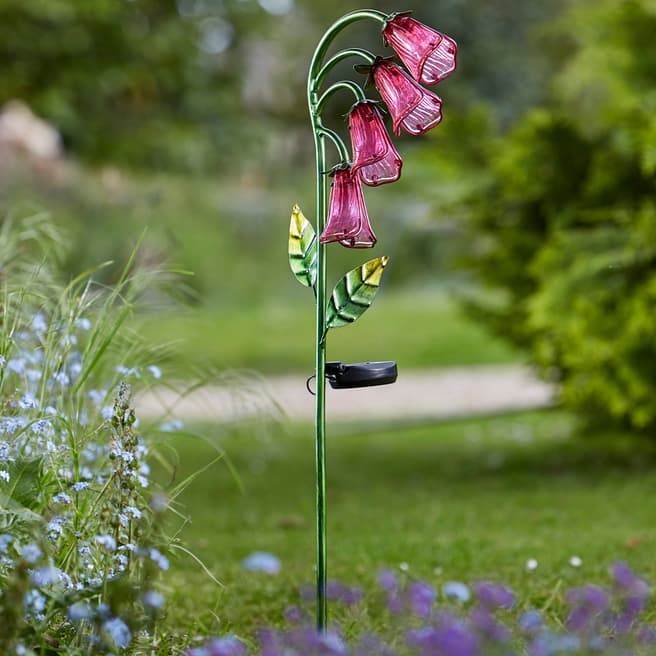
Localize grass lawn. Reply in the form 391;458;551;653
140;289;517;374
155;409;656;645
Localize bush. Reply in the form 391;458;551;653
0;214;178;653
462;0;656;430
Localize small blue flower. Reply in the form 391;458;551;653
124;505;142;519
0;534;12;553
32;313;48;334
24;589;47;614
18;393;39;410
53;492;71;505
149;548;169;571
76;317;92;331
147;365;162;379
52;371;71;386
519;609;543;634
68;601;94;622
114;365;141;379
142;590;165;610
94;535;117;552
241;551;281;574
7;358;25;375
21;543;43;564
31;565;63;587
159;419;184;433
102;617;132;649
443;581;471;603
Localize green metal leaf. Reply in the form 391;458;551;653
289;204;317;288
326;256;389;329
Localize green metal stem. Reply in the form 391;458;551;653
314;47;376;90
313;129;328;632
317;126;350;164
308;9;386;98
316;80;366;115
306;8;388;633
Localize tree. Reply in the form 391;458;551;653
464;0;656;430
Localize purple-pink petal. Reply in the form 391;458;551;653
383;15;457;85
372;60;442;137
349;101;402;186
320;167;376;249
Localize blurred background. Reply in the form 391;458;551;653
1;0;655;432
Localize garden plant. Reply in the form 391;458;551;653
288;8;457;630
0;216;177;654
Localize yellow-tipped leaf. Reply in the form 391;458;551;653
288;204;317;288
326;256;389;329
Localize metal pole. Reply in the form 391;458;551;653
306;9;386;632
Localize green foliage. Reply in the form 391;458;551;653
0;0;572;172
0;214;181;653
463;0;656;430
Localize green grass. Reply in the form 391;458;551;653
155;410;656;643
6;170;517;375
140;289;517;374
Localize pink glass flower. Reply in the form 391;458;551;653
383;14;457;86
372;60;442;137
319;167;376;249
349;101;402;187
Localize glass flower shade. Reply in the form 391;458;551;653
319;168;376;249
383;14;458;86
372;60;442;136
349;101;402;187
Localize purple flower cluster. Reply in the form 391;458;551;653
189;562;655;655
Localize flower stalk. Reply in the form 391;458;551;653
307;9;387;633
303;7;457;632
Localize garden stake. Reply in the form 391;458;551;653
289;8;458;631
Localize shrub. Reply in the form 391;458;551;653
0;214;175;653
462;0;656;430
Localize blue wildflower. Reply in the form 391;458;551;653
21;543;43;563
142;590;165;610
443;581;471;603
147;365;162;379
68;601;94;622
102;617;132;649
241;551;281;574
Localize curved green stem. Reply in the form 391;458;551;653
314;47;376;91
308;9;387;101
317;125;350;164
316;80;366;115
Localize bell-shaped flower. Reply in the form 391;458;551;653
372;59;443;137
319;167;376;248
349;100;402;187
383;13;457;86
